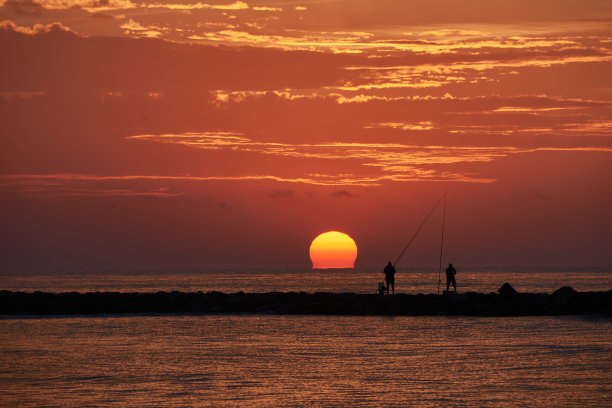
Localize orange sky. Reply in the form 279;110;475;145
1;0;611;271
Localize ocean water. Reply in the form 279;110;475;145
1;267;611;294
1;315;611;407
1;268;611;406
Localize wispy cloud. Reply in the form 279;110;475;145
447;121;612;137
0;172;493;192
145;1;249;10
126;132;612;186
365;121;435;131
128;132;511;165
252;5;281;11
120;18;166;38
0;0;137;11
0;90;46;100
269;189;293;198
0;175;182;198
187;29;375;52
0;19;78;35
3;131;612;197
331;190;356;198
336;51;612;91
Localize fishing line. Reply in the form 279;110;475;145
393;193;445;267
437;187;447;294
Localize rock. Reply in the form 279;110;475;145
553;286;577;296
1;289;611;316
498;282;518;295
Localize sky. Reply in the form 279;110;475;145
1;0;611;271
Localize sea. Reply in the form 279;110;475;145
1;266;611;294
1;267;611;407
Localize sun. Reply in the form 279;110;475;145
309;231;358;269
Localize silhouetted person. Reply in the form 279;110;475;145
384;261;396;294
446;263;457;293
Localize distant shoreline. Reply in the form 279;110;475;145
1;288;611;317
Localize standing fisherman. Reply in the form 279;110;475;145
383;261;396;294
446;263;457;293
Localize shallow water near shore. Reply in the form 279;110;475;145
1;266;611;294
1;314;611;407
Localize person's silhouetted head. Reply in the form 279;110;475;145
388;261;393;266
449;263;453;267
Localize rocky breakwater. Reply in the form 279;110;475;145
0;284;611;316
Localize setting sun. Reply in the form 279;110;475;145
309;231;358;269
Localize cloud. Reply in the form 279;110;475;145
124;131;612;186
145;1;248;10
161;16;612;65
209;89;459;106
120;18;165;38
0;173;393;189
4;127;612;198
334;51;612;92
0;172;493;191
0;26;348;92
269;189;293;198
365;121;435;131
188;28;378;52
90;11;120;18
211;89;323;105
121;133;484;182
147;91;163;99
0;91;46;100
3;16;611;104
0;19;78;35
0;0;137;10
2;0;43;15
0;175;182;198
252;6;281;11
331;190;355;198
492;106;586;113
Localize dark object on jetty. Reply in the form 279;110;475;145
1;288;611;317
498;282;518;295
553;286;578;296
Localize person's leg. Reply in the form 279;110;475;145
446;277;450;291
452;276;457;292
391;281;394;294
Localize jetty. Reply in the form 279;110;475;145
1;286;611;316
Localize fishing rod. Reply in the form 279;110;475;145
437;187;447;295
393;193;445;267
